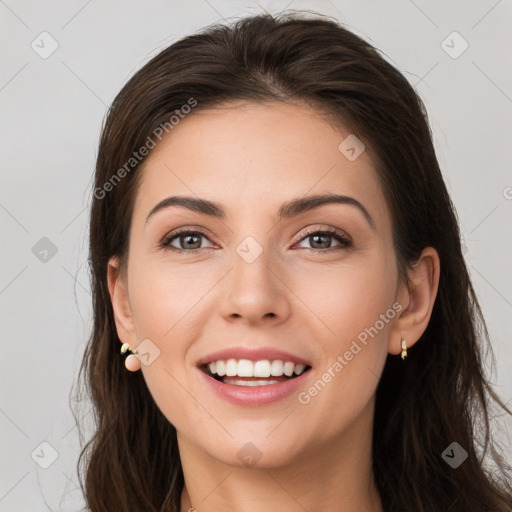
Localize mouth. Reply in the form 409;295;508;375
199;359;312;387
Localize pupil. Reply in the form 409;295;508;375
311;234;329;249
183;234;200;249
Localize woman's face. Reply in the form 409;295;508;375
110;100;406;468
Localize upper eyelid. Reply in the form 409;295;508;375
298;226;350;240
162;227;214;243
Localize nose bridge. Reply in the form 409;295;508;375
219;231;291;323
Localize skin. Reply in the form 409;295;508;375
107;100;440;511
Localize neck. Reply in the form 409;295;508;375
178;400;383;512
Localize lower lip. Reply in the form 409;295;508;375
197;367;311;406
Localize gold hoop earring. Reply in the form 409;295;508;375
401;338;408;360
120;342;141;371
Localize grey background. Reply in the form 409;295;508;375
1;0;511;510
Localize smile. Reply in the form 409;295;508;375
202;358;310;386
198;359;313;406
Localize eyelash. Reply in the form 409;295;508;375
159;227;352;255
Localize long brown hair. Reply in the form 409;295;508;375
73;11;512;511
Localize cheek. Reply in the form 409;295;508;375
125;261;212;431
127;256;216;341
290;251;396;420
290;249;397;347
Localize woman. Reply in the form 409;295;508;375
75;11;512;511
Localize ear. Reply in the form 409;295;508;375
388;247;440;355
107;257;137;346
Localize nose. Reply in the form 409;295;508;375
219;245;291;326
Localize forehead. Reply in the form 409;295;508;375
133;101;390;230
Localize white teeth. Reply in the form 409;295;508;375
294;364;306;375
216;360;226;376
254;360;271;377
238;359;253;377
283;362;295;377
205;358;309;378
225;359;238;376
270;360;284;376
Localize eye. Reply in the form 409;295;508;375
159;229;214;253
159;227;352;255
295;227;352;254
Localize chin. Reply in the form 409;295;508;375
203;434;306;470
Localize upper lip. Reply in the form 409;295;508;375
197;346;312;367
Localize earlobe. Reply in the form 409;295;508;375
388;247;441;356
107;257;137;346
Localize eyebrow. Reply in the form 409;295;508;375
145;193;375;230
